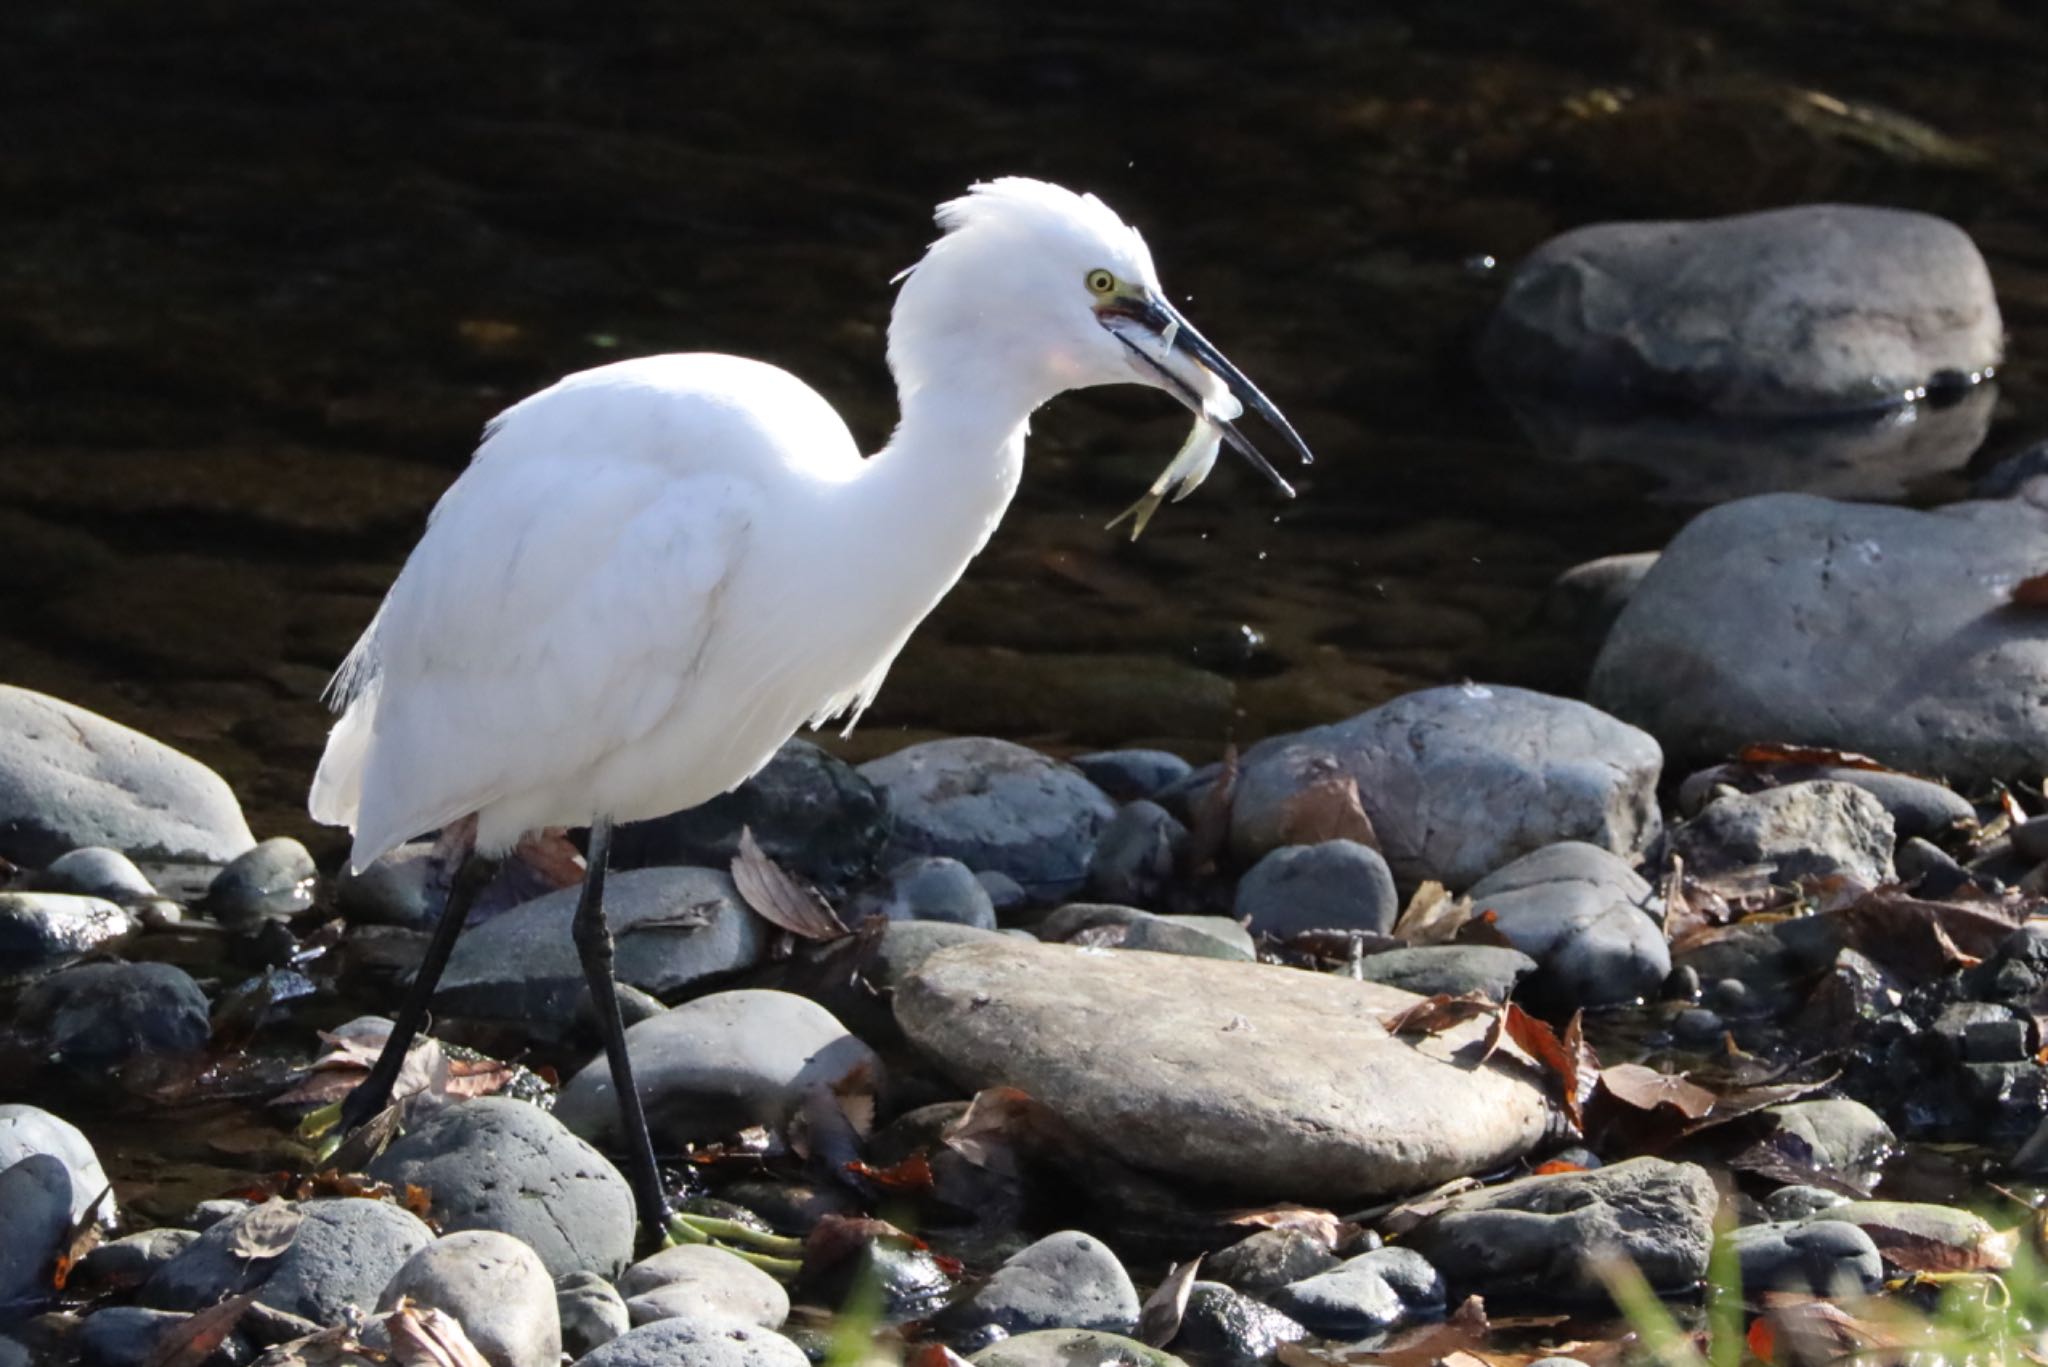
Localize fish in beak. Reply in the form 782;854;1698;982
1097;290;1315;538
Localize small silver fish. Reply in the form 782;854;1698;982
1107;388;1244;540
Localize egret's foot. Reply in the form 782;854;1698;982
662;1212;805;1279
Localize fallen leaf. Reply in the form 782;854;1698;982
905;1346;976;1367
1727;1131;1870;1198
1139;1255;1203;1346
1378;992;1499;1038
322;1102;403;1174
1218;1205;1343;1247
1597;1063;1716;1120
1831;887;2021;974
1502;1005;1592;1131
50;1182;110;1288
732;827;847;940
2011;572;2048;608
1532;1159;1586;1175
1274;769;1378;849
386;1299;493;1367
1351;1294;1490;1367
1746;1315;1776;1363
1736;742;1896;772
844;1152;936;1193
1391;880;1472;945
226;1198;305;1261
1856;1218;2012;1272
147;1291;262;1367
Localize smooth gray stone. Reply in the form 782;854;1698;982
0;685;255;867
1270;1246;1444;1337
895;939;1551;1201
972;1330;1187;1367
141;1196;431;1325
1173;1281;1307;1364
189;1199;248;1231
33;847;156;903
613;738;887;890
1085;801;1188;907
861;738;1117;900
1228;685;1662;887
1765;1185;1850;1222
17;961;211;1063
75;1229;199;1293
557;1270;631;1360
1591;494;2048;787
0;1155;74;1321
1354;945;1537;1002
335;841;437;928
1073;749;1193;803
1725;1219;1882;1297
436;867;767;1034
1032;904;1251;960
618;1244;789;1329
1763;1099;1895;1190
1477;205;2000;415
1467;842;1667;1008
0;893;130;982
1403;1157;1718;1300
0;1105;115;1225
1672;781;1896;887
377;1229;560;1367
573;1316;810;1367
207;837;316;928
947;1230;1140;1337
1204;1229;1340;1296
850;856;996;929
1677;765;1973;843
1235;839;1399;939
368;1097;635;1280
77;1306;189;1367
554;989;880;1151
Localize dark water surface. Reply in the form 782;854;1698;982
5;1;2048;858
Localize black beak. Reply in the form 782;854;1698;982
1101;294;1315;498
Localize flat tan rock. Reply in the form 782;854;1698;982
895;939;1555;1202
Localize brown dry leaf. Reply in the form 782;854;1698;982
1728;1133;1870;1197
1391;880;1472;946
148;1291;262;1367
1219;1205;1343;1247
941;1086;1058;1177
1736;742;1897;772
1274;770;1378;849
50;1183;110;1289
1598;1063;1716;1120
1856;1218;2012;1273
2011;572;2048;608
1139;1255;1204;1347
1831;888;2020;978
732;827;847;940
844;1152;936;1193
1378;992;1499;1038
386;1300;493;1367
227;1198;305;1261
1352;1294;1490;1367
1502;1005;1589;1130
322;1102;403;1175
905;1346;976;1367
1365;1177;1483;1236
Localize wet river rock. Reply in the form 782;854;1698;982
0;892;131;982
0;1104;116;1226
1590;493;2048;786
1227;685;1662;888
573;1316;809;1367
943;1229;1141;1338
142;1196;432;1325
376;1230;561;1367
895;939;1553;1201
1466;842;1667;1009
0;684;254;867
1478;205;2001;415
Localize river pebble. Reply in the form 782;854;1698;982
945;1230;1139;1338
368;1097;635;1280
0;1104;116;1225
1072;749;1192;803
618;1244;789;1329
573;1316;809;1367
76;1306;189;1367
1467;842;1667;1008
376;1230;560;1367
850;856;997;928
1173;1282;1307;1364
1204;1229;1340;1295
1085;801;1187;906
1354;945;1536;1001
32;847;157;903
1270;1246;1444;1337
1234;839;1398;939
1670;781;1896;887
0;893;131;982
1725;1219;1883;1297
1033;903;1253;960
0;1155;75;1322
554;989;880;1150
557;1270;631;1359
73;1230;199;1294
207;836;316;928
17;961;211;1064
141;1196;431;1325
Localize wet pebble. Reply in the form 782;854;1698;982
945;1230;1139;1338
74;1229;199;1293
971;1329;1186;1367
1764;1185;1850;1221
376;1229;560;1367
1269;1246;1444;1337
1725;1219;1883;1297
32;847;156;903
0;1155;75;1321
619;1244;789;1329
0;893;131;981
1072;749;1192;803
1234;839;1398;939
557;1270;631;1359
572;1316;809;1367
1085;801;1187;906
1763;1099;1894;1190
1204;1229;1339;1296
851;856;996;928
17;961;211;1064
76;1306;191;1367
1467;842;1667;1009
368;1097;635;1280
207;837;316;928
555;989;880;1151
142;1196;431;1326
335;842;437;927
1353;945;1536;1002
1172;1281;1307;1364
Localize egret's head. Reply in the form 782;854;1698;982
889;178;1312;491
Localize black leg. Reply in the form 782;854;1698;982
341;851;494;1132
572;817;670;1233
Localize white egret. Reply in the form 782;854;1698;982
308;177;1315;1239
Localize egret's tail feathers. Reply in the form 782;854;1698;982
308;695;374;875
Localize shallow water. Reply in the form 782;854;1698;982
3;0;2047;861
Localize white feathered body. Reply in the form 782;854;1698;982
311;353;1025;870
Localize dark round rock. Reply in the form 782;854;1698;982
0;1155;74;1320
1269;1247;1443;1336
141;1197;431;1325
944;1230;1139;1337
17;961;211;1064
851;856;996;929
1234;840;1399;939
1072;750;1193;803
1173;1281;1307;1364
1085;802;1187;907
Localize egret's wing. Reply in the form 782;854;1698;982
336;455;758;868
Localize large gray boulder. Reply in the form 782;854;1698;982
1591;494;2048;786
368;1097;635;1280
436;868;766;1035
895;939;1553;1202
1402;1158;1718;1301
861;738;1116;900
1478;205;2001;415
1670;782;1897;887
0;1105;115;1225
1229;685;1662;888
17;961;212;1064
0;685;253;867
553;990;879;1150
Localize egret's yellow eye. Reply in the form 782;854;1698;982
1086;269;1118;296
